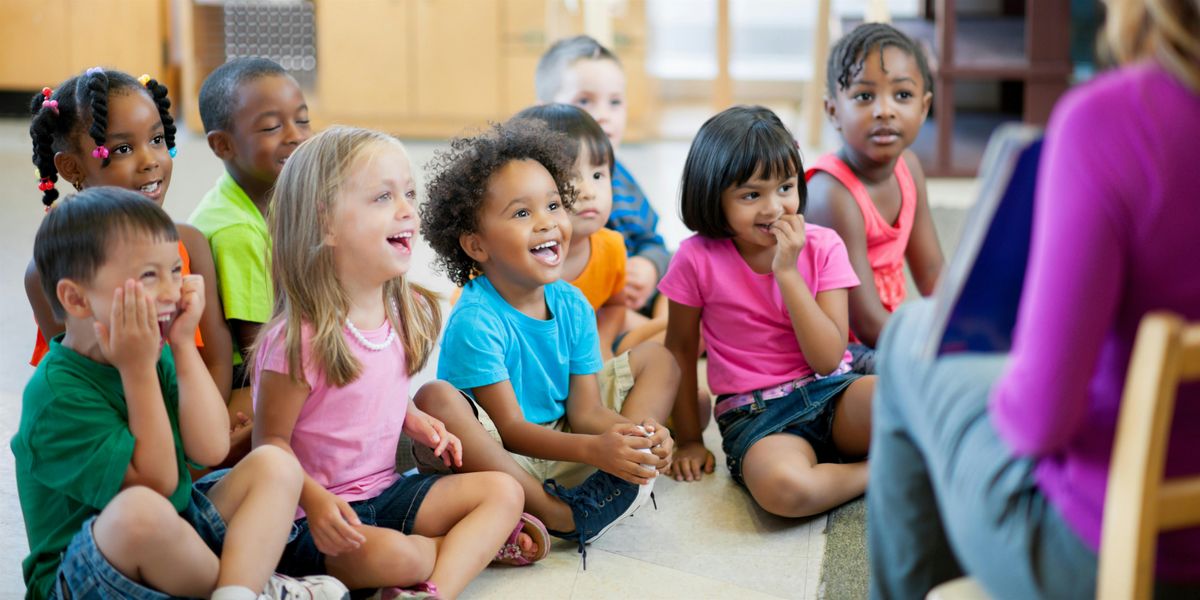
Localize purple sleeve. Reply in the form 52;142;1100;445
989;87;1131;456
657;237;704;307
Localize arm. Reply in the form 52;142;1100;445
806;172;890;347
595;297;626;362
772;215;850;374
170;275;230;466
663;300;714;481
473;379;654;484
178;224;234;402
902;151;945;296
25;260;63;340
254;370;367;554
229;319;263;362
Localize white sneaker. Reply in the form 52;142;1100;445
260;573;350;600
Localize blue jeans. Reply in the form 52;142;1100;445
868;300;1097;599
49;470;230;600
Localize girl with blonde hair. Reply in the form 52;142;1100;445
867;1;1200;597
251;127;548;599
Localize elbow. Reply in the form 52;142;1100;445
810;354;845;377
132;469;179;498
191;440;231;468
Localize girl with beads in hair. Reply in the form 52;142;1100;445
250;126;548;599
26;67;236;407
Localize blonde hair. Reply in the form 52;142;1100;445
1102;0;1200;91
253;126;441;387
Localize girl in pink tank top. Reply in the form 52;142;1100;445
805;23;945;370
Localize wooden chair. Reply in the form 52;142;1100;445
928;312;1200;600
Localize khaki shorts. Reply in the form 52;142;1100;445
477;352;635;488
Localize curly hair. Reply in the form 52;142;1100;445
826;22;932;98
421;119;578;287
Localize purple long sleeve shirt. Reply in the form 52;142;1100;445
989;62;1200;580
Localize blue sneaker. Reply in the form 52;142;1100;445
543;469;655;568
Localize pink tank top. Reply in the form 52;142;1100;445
805;153;916;314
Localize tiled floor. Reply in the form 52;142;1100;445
0;115;975;598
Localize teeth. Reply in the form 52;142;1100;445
533;241;558;250
157;315;171;323
388;232;413;241
140;181;159;193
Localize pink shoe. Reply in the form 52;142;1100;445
378;581;439;600
492;512;550;566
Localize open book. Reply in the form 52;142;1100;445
923;123;1044;358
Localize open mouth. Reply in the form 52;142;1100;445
156;313;174;343
137;180;162;198
755;223;774;236
387;231;413;254
530;240;562;266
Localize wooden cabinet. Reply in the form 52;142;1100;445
0;0;165;91
316;0;414;120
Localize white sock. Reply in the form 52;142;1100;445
211;586;258;600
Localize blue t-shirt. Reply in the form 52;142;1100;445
438;277;603;424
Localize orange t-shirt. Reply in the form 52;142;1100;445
29;240;204;366
569;228;627;311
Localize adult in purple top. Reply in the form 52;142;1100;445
867;1;1200;598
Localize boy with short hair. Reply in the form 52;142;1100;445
535;35;669;323
191;57;313;371
13;187;346;600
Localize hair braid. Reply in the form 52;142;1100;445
82;70;112;167
29;94;61;207
142;78;177;152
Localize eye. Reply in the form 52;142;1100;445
405;189;417;200
896;91;914;100
853;92;873;102
742;191;760;201
548;201;561;211
376;191;393;203
297;119;311;126
172;265;183;278
140;269;157;280
151;135;165;145
514;208;530;218
610;98;623;107
575;98;590;107
261;124;281;133
112;144;133;155
592;170;605;181
779;183;794;193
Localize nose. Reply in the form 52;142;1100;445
576;177;595;202
138;144;161;172
762;193;785;218
873;95;896;120
154;276;181;308
534;207;559;232
394;194;416;222
282;119;305;145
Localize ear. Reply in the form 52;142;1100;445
823;96;841;131
459;232;489;264
54;151;85;190
56;279;93;319
207;130;236;161
920;90;933;120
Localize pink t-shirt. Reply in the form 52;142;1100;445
658;224;860;396
253;319;408;517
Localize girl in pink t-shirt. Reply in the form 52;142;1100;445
660;106;876;518
251;127;548;599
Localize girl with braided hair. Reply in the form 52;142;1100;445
26;67;237;407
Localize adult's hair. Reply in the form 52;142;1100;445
1102;0;1200;91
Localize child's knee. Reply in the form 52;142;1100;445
480;471;525;510
632;342;681;381
413;380;462;415
752;470;818;517
238;444;303;491
97;487;181;549
368;535;435;583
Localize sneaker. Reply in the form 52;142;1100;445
261;573;350;600
543;468;655;568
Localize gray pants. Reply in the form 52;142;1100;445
868;300;1097;600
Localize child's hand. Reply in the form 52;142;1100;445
640;419;675;473
304;488;366;556
669;441;715;482
168;274;205;348
404;410;463;468
624;256;658;310
588;423;658;485
770;214;807;274
94;279;162;373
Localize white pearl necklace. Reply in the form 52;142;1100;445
345;305;397;352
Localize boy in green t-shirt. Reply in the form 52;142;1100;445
190;57;312;380
13;188;347;600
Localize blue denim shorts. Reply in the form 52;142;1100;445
277;472;441;577
49;470;231;600
716;372;861;486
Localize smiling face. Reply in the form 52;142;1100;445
69;91;173;205
76;232;183;349
221;74;311;192
551;58;628;151
827;45;932;167
720;166;802;255
567;143;613;241
463;159;573;289
326;143;418;288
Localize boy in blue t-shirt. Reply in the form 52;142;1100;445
12;188;346;600
417;120;677;566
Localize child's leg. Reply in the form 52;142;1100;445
740;434;868;518
203;445;304;591
831;376;875;457
414;383;575;533
323;525;438;590
91;486;220;597
613;342;680;425
408;472;527;598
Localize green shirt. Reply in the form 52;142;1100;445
11;336;191;600
189;172;274;328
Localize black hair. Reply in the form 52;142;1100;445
679;105;805;239
512;104;614;171
421;120;578;287
198;57;290;133
827;22;933;98
29;68;177;208
34;187;179;319
535;35;622;102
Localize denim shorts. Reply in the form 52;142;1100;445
49;470;231;600
716;372;861;486
277;473;441;577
